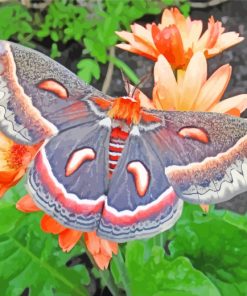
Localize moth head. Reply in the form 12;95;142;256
108;96;141;125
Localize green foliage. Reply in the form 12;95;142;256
125;241;220;296
168;204;247;296
0;3;33;45
0;183;89;296
108;205;247;296
0;0;190;84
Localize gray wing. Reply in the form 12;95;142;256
97;130;183;242
27;119;111;231
140;110;247;204
0;40;110;144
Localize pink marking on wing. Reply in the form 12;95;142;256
65;148;96;177
127;161;150;197
102;187;177;225
38;79;68;99
178;127;209;143
35;150;104;214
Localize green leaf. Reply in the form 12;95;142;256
168;204;247;296
110;256;122;285
77;58;100;83
125;241;220;296
162;0;175;5
0;202;22;235
0;190;89;295
83;37;107;63
50;43;61;59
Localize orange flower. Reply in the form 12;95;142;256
116;8;243;69
16;194;118;269
0;133;42;197
84;232;118;270
153;52;247;114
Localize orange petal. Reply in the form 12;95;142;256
84;232;118;270
224;108;240;117
200;204;209;213
152;24;186;69
116;30;158;61
209;94;247;115
59;229;82;252
195;64;232;111
84;231;100;254
41;214;67;234
161;8;176;28
131;23;155;48
16;194;41;213
0;170;17;183
188;20;203;50
178;52;207;110
0;168;26;198
206;17;222;49
116;43;157;61
100;239;118;257
206;32;244;58
153;55;179;110
93;254;111;270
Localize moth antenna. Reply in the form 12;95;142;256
132;70;153;98
120;70;131;96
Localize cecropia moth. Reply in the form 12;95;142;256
0;41;247;242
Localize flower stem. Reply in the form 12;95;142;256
102;46;115;94
99;269;121;296
80;239;121;296
114;247;131;296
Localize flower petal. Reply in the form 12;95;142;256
93;254;111;270
116;29;158;60
178;52;207;110
209;94;247;115
152;24;186;69
153;55;179;110
195;64;232;111
100;239;118;257
206;32;244;58
161;8;176;28
16;194;41;213
200;204;210;213
59;229;82;252
116;43;157;61
84;231;100;255
131;23;155;48
41;214;67;234
84;232;118;270
188;20;203;50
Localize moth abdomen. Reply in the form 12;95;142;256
108;126;129;177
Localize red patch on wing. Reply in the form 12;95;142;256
91;97;112;110
141;111;161;123
178;127;209;143
38;79;68;99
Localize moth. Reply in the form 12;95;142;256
0;40;247;242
